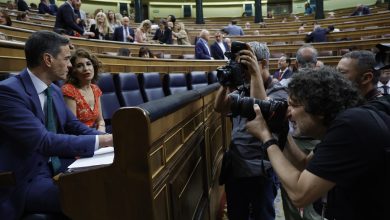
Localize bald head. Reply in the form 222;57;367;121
122;16;130;27
296;44;318;69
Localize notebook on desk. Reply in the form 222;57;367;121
67;147;114;171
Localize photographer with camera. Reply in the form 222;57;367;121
246;67;388;220
214;42;277;220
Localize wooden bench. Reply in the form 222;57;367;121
58;84;226;220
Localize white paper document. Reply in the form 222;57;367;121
68;147;114;171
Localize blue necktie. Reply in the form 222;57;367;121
45;86;61;175
383;85;389;95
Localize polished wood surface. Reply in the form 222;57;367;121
58;85;225;220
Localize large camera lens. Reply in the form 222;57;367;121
216;61;245;87
229;93;288;133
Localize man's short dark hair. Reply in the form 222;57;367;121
288;66;363;127
296;44;318;69
25;30;70;68
342;50;379;84
231;20;237;25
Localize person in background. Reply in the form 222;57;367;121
253;30;260;36
351;4;370;16
134;19;152;44
112;16;134;43
195;29;212;60
273;55;292;81
54;0;94;37
38;0;54;15
0;10;12;26
222;20;244;36
245;22;251;29
138;46;157;58
73;0;86;31
16;11;29;21
172;22;191;45
89;12;113;40
153;19;172;44
107;10;121;31
210;31;228;60
304;2;313;15
0;30;113;220
267;11;274;19
167;14;176;26
224;37;232;50
117;47;131;57
62;48;105;132
378;69;390;96
17;0;29;12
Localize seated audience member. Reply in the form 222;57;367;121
224;37;232;50
0;30;113;220
305;25;330;43
298;22;306;34
253;30;260;36
378;68;390;96
0;10;12;26
167;14;176;26
210;31;228;60
90;12;113;40
267;11;274;19
62;48;106;132
273;55;292;81
113;16;134;42
195;29;212;60
16;12;29;21
328;25;340;32
153;19;173;44
117;47;131;57
172;22;191;45
38;0;54;15
30;3;38;10
245;22;251;29
246;66;388;220
351;4;370;16
222;20;244;36
17;0;29;12
139;46;157;58
327;12;336;19
6;0;16;10
107;10;121;31
304;2;313;15
134;19;152;44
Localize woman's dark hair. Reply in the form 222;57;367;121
0;10;12;26
67;48;102;87
16;12;28;21
288;66;363;127
138;46;154;58
167;15;176;23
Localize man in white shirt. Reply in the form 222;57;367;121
210;31;229;60
378;68;390;95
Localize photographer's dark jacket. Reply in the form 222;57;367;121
229;90;271;178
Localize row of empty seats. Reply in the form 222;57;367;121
97;71;218;132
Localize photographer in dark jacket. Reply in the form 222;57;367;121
214;42;277;220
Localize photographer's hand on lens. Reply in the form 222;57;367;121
246;104;273;142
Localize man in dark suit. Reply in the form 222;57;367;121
54;0;93;37
17;0;29;11
113;16;135;43
195;30;212;60
272;55;292;81
0;31;113;219
152;19;172;44
210;31;228;60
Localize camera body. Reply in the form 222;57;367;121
229;93;288;134
216;41;248;87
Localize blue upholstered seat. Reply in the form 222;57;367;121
96;73;121;133
189;71;208;90
139;72;166;102
115;73;144;107
163;73;189;95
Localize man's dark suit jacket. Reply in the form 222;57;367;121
152;28;173;44
38;2;54;15
272;68;293;81
195;39;212;60
54;2;84;36
113;26;135;43
17;0;29;11
210;41;228;60
0;70;99;219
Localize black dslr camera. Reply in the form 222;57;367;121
216;41;249;87
229;93;288;134
374;43;390;70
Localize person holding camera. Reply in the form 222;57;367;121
214;42;277;220
246;67;388;220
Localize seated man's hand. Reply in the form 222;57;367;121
98;134;113;148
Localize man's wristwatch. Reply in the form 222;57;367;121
262;138;278;151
